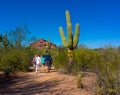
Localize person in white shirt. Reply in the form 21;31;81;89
35;54;41;74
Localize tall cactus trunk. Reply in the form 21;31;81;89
68;49;74;64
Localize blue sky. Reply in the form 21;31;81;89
0;0;120;48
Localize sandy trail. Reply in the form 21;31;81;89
0;67;95;95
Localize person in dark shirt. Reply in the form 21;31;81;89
44;51;52;72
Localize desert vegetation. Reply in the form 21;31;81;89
0;10;120;94
54;46;120;95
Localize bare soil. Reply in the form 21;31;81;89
0;67;97;95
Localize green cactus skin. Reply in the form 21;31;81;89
59;10;80;64
46;38;51;50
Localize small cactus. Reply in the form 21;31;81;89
76;73;83;88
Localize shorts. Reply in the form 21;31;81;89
45;61;50;66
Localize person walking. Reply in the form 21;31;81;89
50;57;53;70
44;51;52;72
32;55;37;68
35;54;41;74
41;55;45;72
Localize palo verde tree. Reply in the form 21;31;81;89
0;34;3;42
3;33;9;48
59;10;80;64
8;25;30;48
0;33;9;48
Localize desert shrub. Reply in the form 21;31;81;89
95;47;120;95
0;48;29;77
74;47;97;72
86;49;104;73
73;46;120;94
54;49;68;73
96;63;120;95
74;47;87;71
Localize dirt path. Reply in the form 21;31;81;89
0;67;96;95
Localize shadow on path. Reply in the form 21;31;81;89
0;73;59;95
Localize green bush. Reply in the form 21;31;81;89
0;48;30;77
54;49;69;73
95;47;120;95
74;47;97;72
70;46;120;94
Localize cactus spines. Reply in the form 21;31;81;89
66;10;73;48
73;23;80;48
59;10;80;64
59;10;80;50
59;27;68;47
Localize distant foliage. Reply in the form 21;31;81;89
0;34;3;42
2;33;9;48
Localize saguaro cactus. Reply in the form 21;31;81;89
46;38;51;50
59;10;80;64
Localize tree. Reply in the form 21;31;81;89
8;25;30;48
0;34;3;42
3;33;9;48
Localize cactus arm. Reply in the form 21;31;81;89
59;26;68;47
73;23;80;48
66;10;73;48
